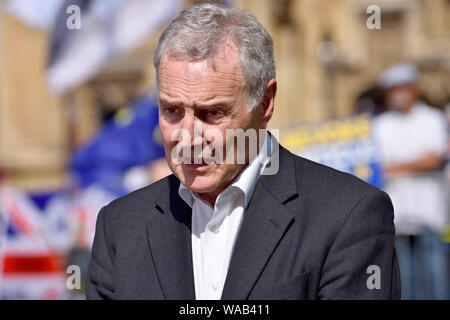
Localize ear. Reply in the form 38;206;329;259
259;79;277;128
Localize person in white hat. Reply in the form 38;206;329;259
373;63;449;299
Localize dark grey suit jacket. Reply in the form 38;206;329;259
86;145;401;300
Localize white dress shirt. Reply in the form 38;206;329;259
179;131;271;300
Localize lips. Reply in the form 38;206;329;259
183;163;209;169
181;158;210;169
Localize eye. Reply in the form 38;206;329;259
207;109;224;119
161;105;184;122
164;106;178;114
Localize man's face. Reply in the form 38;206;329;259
384;84;418;113
158;43;266;195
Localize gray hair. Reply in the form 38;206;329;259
153;3;276;110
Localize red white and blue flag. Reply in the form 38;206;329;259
0;186;69;300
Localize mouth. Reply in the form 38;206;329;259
183;163;209;169
181;159;211;170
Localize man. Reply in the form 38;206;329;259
373;64;448;299
86;3;400;300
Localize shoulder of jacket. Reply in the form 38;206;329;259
291;152;383;204
101;174;174;222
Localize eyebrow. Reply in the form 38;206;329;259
159;97;230;109
194;102;228;109
158;97;184;106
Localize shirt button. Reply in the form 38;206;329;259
210;225;220;234
211;283;219;291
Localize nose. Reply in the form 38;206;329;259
181;110;203;147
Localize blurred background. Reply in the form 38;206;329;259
0;0;449;299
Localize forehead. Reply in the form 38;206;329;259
158;43;246;104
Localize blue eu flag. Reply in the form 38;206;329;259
71;95;165;195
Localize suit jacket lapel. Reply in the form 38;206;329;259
146;175;196;300
221;146;298;300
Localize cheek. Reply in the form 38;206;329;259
234;106;257;128
159;120;177;145
208;127;233;154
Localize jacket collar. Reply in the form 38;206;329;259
221;143;298;299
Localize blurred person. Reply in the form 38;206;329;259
71;95;165;196
355;86;386;116
373;63;449;299
445;103;450;183
86;3;400;300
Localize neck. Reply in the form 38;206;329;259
400;103;415;114
196;190;221;208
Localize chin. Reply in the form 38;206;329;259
182;177;217;192
177;172;218;192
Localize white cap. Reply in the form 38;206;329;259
378;63;419;89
